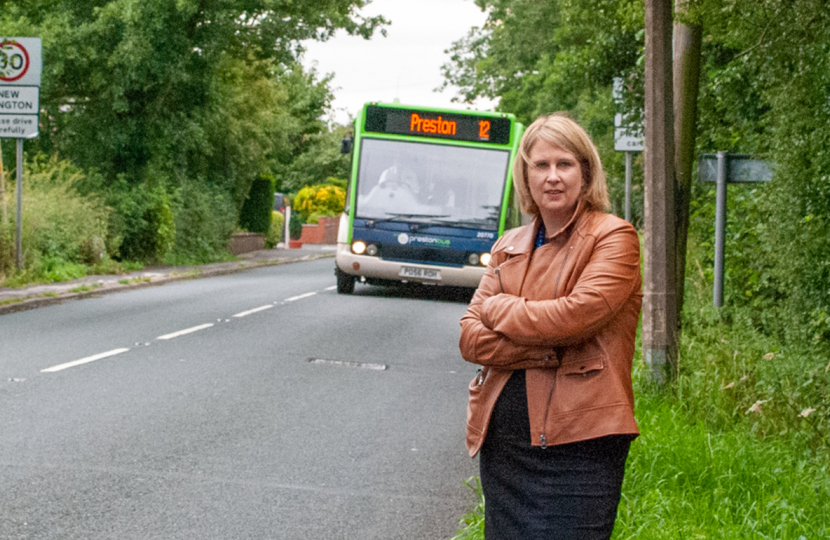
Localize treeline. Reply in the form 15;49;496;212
0;0;382;279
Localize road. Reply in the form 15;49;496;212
0;258;479;540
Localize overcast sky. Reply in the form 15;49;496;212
301;0;495;125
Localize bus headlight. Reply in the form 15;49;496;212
467;253;480;266
352;241;367;255
366;244;379;256
480;253;492;266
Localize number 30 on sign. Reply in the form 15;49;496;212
0;41;31;82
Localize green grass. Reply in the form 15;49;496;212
1;258;144;289
613;391;829;539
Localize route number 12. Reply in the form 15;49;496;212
478;120;490;140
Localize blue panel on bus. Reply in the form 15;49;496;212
352;219;497;267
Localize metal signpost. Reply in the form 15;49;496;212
698;152;773;307
612;78;644;223
0;37;42;269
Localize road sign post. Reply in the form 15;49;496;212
613;79;644;224
698;153;773;307
1;37;42;269
15;139;22;268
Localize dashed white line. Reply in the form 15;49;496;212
284;292;317;302
324;286;337;291
232;305;275;318
157;323;214;341
41;348;130;373
41;290;324;373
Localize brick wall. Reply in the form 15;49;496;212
299;216;339;244
228;232;265;255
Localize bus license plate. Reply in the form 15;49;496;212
400;266;441;280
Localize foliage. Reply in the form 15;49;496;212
288;210;303;241
449;477;485;540
0;154;121;285
0;0;385;268
266;211;284;248
107;179;175;263
165;183;236;265
239;175;275;235
611;391;830;539
280;123;354;193
292;181;346;223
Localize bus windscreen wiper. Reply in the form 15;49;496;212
385;212;450;220
364;213;450;224
432;217;498;230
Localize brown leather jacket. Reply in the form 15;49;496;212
459;207;642;457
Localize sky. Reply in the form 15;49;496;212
301;0;495;126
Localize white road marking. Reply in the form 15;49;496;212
41;348;130;373
232;305;274;318
324;286;337;291
284;292;316;302
156;323;214;341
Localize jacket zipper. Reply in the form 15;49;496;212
539;245;573;449
494;266;505;293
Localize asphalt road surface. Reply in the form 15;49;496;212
0;258;480;540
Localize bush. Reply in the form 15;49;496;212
109;181;175;264
266;211;284;248
292;181;346;223
239;175;275;234
166;183;236;264
289;210;303;240
0;154;113;284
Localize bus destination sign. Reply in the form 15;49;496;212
364;105;511;145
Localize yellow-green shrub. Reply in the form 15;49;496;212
292;182;345;223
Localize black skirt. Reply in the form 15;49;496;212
479;370;632;540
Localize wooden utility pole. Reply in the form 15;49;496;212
673;0;703;339
643;0;677;382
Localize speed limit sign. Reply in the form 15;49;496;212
0;38;41;87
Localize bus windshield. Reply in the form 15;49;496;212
355;139;510;231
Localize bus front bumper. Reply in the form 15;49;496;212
335;243;485;289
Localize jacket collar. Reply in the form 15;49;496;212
536;199;588;241
501;200;588;256
505;200;589;255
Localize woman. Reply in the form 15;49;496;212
459;113;642;540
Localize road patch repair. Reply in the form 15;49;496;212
0;245;335;316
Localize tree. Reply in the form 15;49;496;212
0;0;386;262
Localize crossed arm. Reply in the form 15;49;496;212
459;225;641;369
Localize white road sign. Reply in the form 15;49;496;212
614;128;644;152
0;114;38;138
0;85;39;115
0;38;42;87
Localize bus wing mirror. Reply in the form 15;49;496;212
340;137;354;154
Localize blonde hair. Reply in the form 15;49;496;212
513;113;610;215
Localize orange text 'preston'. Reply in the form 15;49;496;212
410;113;457;136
